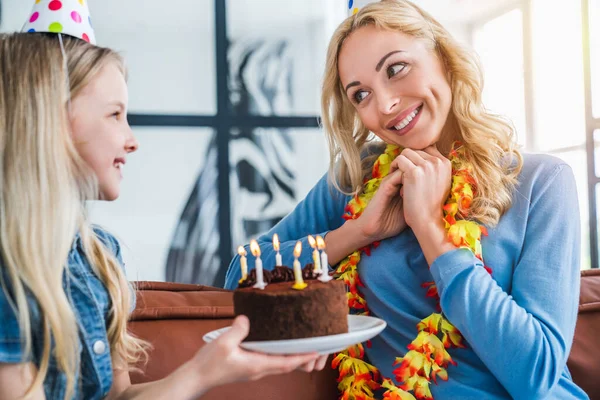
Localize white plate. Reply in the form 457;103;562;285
202;315;386;355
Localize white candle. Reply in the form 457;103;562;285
307;235;322;274
273;234;282;266
254;257;266;289
317;236;332;282
250;240;267;290
292;241;307;290
238;246;248;283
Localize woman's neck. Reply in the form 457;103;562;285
436;113;460;156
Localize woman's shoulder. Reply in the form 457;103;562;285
521;152;569;171
514;152;576;205
518;152;573;186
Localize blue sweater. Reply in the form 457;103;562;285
225;153;589;400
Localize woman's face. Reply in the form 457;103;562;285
70;62;139;201
338;25;452;150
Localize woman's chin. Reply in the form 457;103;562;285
382;133;440;151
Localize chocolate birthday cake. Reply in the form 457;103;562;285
233;265;349;341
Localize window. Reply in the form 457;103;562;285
474;9;527;148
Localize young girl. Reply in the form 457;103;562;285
0;29;325;400
226;0;589;399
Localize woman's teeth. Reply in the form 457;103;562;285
394;107;421;130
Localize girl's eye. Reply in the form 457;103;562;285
354;90;369;104
387;63;406;78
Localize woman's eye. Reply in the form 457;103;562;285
354;90;369;104
387;63;406;78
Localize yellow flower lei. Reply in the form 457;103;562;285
333;143;490;400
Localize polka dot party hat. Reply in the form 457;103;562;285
22;0;96;44
347;0;380;16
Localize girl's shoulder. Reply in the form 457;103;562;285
0;269;42;361
90;225;122;258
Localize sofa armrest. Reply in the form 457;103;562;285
567;269;600;399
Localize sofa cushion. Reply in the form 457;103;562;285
567;269;600;399
128;281;338;400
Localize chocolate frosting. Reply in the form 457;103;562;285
238;265;320;288
238;268;272;288
302;264;321;280
270;266;295;283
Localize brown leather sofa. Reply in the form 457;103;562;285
128;270;600;400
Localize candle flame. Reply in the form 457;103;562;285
307;235;316;249
273;234;280;252
293;241;302;258
250;240;261;257
316;236;325;250
237;246;247;257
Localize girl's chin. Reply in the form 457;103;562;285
98;189;120;201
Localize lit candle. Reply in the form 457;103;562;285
316;236;332;282
307;235;322;274
273;234;282;266
250;240;266;290
238;246;248;283
292;241;307;290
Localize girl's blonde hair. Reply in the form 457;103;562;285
322;0;523;226
0;33;146;399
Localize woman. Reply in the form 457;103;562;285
226;0;589;399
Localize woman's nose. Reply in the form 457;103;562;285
377;88;401;115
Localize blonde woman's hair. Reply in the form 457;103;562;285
0;33;147;399
322;0;523;226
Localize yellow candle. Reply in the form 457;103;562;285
238;246;248;283
292;241;307;290
307;235;322;273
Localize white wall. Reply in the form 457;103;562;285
88;128;211;281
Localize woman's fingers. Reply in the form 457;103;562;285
401;148;433;166
379;169;404;197
390;153;416;174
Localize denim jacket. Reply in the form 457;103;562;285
0;228;125;399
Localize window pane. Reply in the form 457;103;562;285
0;0;217;115
90;1;216;115
473;9;527;148
89;127;214;282
591;0;600;118
0;1;34;32
229;127;329;250
553;149;591;270
531;0;586;151
595;129;600;178
226;0;343;116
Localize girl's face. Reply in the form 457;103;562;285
70;63;138;201
338;25;452;150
